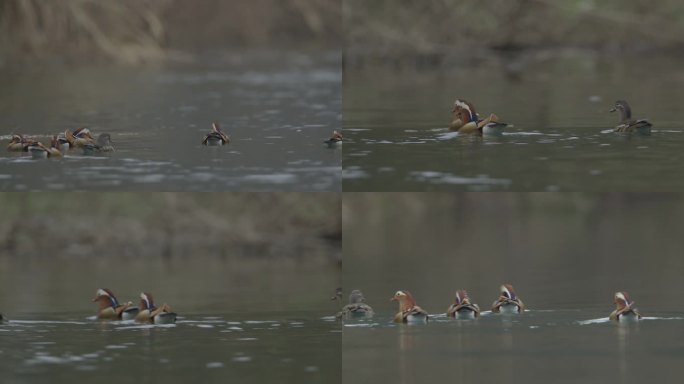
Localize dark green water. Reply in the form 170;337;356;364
343;53;684;191
0;51;341;191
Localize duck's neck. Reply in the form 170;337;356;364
619;104;632;121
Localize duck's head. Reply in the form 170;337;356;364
93;288;120;308
391;290;417;311
331;287;343;301
139;292;155;310
73;127;94;139
500;284;519;301
349;290;366;304
452;99;478;123
609;100;632;119
455;290;471;305
9;134;24;144
614;291;634;310
97;133;113;146
211;122;221;133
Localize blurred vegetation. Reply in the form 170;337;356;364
0;193;341;264
345;0;684;58
0;0;341;66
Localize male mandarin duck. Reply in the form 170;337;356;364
27;140;62;159
6;134;35;152
334;289;375;319
202;122;229;146
391;290;429;323
135;292;177;324
447;290;480;319
491;284;525;314
324;130;342;147
65;127;95;148
609;292;642;322
450;99;509;135
609;100;652;134
92;288;139;320
83;133;115;155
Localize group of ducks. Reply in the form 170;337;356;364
201;123;342;148
4;122;341;157
334;284;642;323
92;288;177;324
7;127;114;158
449;99;652;135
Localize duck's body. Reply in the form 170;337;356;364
83;133;114;155
450;99;509;135
335;289;374;319
610;100;652;135
66;127;95;148
491;284;525;314
324;131;342;147
609;291;642;322
27;140;62;159
135;292;177;324
447;290;480;319
7;134;35;152
92;288;139;320
202;123;229;146
391;290;429;323
55;133;70;152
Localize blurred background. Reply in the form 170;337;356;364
345;0;684;59
1;0;341;67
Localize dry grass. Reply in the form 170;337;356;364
0;193;341;264
344;0;684;54
0;0;341;66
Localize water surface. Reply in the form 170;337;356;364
0;258;341;383
343;53;684;191
0;51;341;191
342;193;684;383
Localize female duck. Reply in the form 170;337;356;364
202;123;230;146
609;291;642;322
92;288;139;320
491;284;525;314
391;290;429;323
450;99;509;135
135;292;177;324
7;134;35;152
83;133;115;155
447;290;480;319
334;289;374;319
609;100;652;134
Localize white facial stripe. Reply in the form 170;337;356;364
453;100;475;121
502;285;511;298
96;289;108;297
615;292;626;303
395;291;405;297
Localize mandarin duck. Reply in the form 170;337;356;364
391;290;429;323
491;284;525;314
